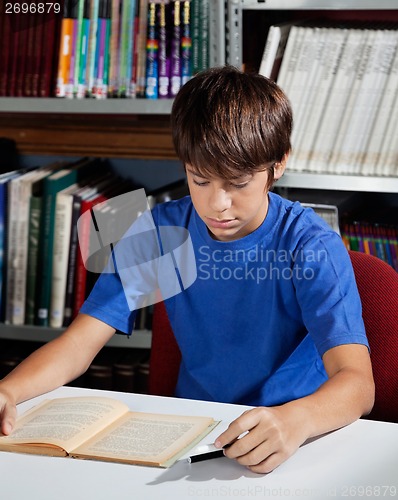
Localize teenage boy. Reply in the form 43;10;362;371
0;66;374;474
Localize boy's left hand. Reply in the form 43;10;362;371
214;405;309;474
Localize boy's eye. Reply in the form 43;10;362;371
193;179;209;187
231;182;249;189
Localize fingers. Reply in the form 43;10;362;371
214;407;296;474
1;403;16;436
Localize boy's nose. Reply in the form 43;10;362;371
209;188;232;213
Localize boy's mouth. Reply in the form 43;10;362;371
206;217;237;229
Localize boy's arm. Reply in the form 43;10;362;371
215;343;375;474
0;313;116;435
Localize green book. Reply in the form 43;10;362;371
25;195;43;325
35;158;99;326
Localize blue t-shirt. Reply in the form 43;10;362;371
81;192;368;407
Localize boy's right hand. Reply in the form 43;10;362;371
0;388;17;436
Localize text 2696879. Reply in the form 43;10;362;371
5;2;61;14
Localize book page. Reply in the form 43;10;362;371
73;412;218;467
0;397;129;453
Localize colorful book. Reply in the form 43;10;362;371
132;0;149;97
65;2;79;98
108;0;121;96
35;158;98;326
76;0;91;98
181;0;192;85
158;0;171;98
56;0;75;97
168;0;181;97
145;0;159;99
95;0;112;98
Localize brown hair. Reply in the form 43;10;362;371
171;65;292;186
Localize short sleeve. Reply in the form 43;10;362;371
292;230;369;357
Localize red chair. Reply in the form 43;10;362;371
148;251;398;423
348;250;398;423
148;301;180;397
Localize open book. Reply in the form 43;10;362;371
0;396;219;468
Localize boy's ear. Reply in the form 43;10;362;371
273;154;289;181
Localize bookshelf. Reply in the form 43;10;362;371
0;0;397;365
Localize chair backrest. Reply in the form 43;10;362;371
148;301;181;396
348;250;398;423
148;251;398;423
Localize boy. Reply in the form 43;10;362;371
0;66;374;474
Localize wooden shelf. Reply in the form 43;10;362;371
0;112;175;159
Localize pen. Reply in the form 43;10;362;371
187;444;226;464
187;449;225;464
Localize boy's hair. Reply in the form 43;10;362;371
171;65;292;187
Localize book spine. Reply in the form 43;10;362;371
56;17;74;97
118;0;133;96
135;0;149;97
63;195;82;326
25;196;42;325
56;0;72;97
198;0;208;71
31;14;44;97
86;0;100;97
39;10;59;97
168;0;181;98
108;0;121;96
73;0;86;97
158;1;170;98
181;0;192;85
73;195;106;317
145;0;159;99
66;18;79;98
190;0;200;75
125;0;136;97
95;6;108;98
50;192;74;328
7;15;21;96
77;4;91;98
5;178;20;323
259;26;281;78
0;182;8;320
96;0;112;98
23;11;37;96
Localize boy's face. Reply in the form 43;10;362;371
186;163;285;242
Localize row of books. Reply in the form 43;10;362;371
0;0;210;99
341;222;398;272
0;339;151;393
260;22;398;177
0;158;188;329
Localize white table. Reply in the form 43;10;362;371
1;385;398;500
